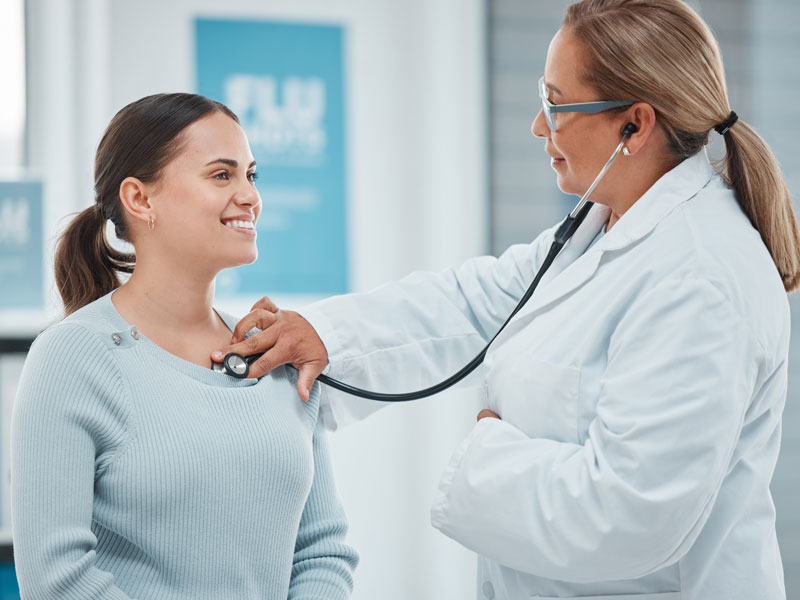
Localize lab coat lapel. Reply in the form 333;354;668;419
535;202;612;292
490;204;609;350
594;150;715;254
528;203;610;305
490;152;716;351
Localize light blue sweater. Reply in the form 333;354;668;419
11;291;358;599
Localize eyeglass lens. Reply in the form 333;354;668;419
539;78;556;131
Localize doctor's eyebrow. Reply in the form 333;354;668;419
205;159;258;169
545;81;563;98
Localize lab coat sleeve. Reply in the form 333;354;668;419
298;226;558;429
289;412;359;599
11;325;136;600
430;276;759;582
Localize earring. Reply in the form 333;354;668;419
622;147;631;156
148;216;155;231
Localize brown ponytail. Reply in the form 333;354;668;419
720;123;800;291
564;0;800;292
54;205;134;316
54;93;239;315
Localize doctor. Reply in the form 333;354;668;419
213;0;799;598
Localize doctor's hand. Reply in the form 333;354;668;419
477;409;501;421
210;296;329;401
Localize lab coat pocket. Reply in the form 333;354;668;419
487;355;580;443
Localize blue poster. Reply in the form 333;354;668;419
0;564;19;600
196;19;348;295
0;181;43;310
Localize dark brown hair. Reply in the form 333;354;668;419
564;0;800;291
55;93;239;315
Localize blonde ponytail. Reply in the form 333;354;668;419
564;0;800;291
720;122;800;291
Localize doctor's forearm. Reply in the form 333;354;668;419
298;227;556;367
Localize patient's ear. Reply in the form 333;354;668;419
118;176;153;229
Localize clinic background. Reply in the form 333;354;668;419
0;0;797;598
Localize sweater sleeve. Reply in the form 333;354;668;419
288;406;359;599
11;324;136;600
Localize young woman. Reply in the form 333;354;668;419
11;93;358;599
218;1;799;598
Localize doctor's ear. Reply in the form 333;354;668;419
118;177;155;228
619;102;657;156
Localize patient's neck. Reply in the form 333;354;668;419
111;256;222;336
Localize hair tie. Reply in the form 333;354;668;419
714;111;738;135
96;203;107;220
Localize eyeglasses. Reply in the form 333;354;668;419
539;76;634;132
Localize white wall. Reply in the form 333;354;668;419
0;0;26;169
25;0;488;597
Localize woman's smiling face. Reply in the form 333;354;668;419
145;111;263;273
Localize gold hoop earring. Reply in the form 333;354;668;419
622;147;631;157
148;216;155;231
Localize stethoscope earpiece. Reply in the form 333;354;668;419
621;122;638;138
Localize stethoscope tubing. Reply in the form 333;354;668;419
222;203;579;400
311;232;568;401
222;131;633;400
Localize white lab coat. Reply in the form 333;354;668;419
298;151;789;599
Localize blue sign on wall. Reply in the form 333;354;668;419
0;564;19;600
0;181;43;310
196;19;348;295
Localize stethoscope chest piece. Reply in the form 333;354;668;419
210;347;265;379
223;353;250;378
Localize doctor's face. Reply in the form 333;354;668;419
531;28;628;198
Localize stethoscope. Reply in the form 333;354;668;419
215;123;638;400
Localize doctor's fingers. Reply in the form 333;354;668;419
244;339;326;401
213;310;329;379
211;327;280;364
295;361;327;402
210;323;280;365
245;314;329;386
230;308;279;344
246;346;284;380
246;348;325;402
250;296;279;313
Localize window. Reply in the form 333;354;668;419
0;0;26;170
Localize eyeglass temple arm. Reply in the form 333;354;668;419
549;100;633;114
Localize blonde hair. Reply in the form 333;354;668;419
564;0;800;292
